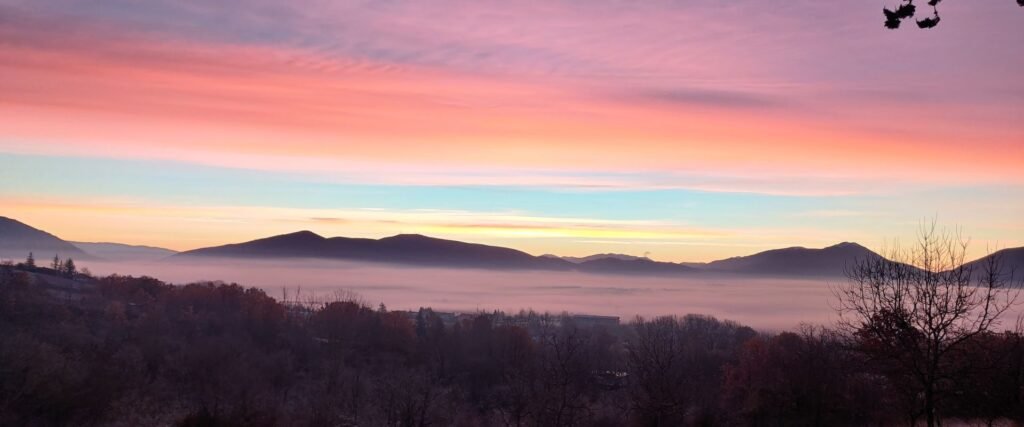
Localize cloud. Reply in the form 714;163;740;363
0;196;723;247
626;87;784;109
2;2;1023;194
1;0;1023;259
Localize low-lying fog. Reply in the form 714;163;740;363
75;257;858;331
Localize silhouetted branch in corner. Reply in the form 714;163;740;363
884;0;1021;30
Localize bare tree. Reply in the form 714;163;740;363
834;221;1020;427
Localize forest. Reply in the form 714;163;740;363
2;256;1023;427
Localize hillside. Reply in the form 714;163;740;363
0;216;90;260
71;242;178;262
961;247;1024;281
702;242;883;277
176;231;574;270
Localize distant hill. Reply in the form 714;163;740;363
176;231;575;271
545;253;650;264
72;242;178;262
576;257;699;276
961;247;1024;281
176;231;893;278
180;231;703;275
2;216;949;279
0;216;90;261
701;242;882;277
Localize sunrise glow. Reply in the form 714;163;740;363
2;1;1022;261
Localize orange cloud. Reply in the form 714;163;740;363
0;196;734;256
1;7;1022;192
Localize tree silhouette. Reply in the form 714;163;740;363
835;221;1021;426
25;252;34;268
4;267;1024;424
884;0;1022;29
62;258;76;278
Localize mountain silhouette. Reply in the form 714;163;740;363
961;247;1024;281
545;253;650;264
176;231;891;277
576;257;699;276
702;242;883;277
176;231;575;270
179;232;705;275
0;216;90;260
2;216;927;279
176;231;880;278
71;242;178;262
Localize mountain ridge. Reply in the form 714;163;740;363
545;253;650;264
176;231;887;277
0;216;91;260
176;231;575;271
961;247;1024;280
6;215;1018;279
71;241;178;262
702;241;882;277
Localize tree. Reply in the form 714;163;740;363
51;255;61;271
834;221;1020;427
25;252;35;268
723;326;890;425
62;258;76;278
625;315;755;425
883;0;1023;30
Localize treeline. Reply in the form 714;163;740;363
1;267;1023;426
11;252;82;278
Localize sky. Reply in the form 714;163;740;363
1;0;1022;262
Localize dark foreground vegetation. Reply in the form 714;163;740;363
1;262;1023;426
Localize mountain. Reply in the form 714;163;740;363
177;230;886;277
539;253;699;276
4;216;1013;280
961;247;1024;281
178;231;703;275
179;231;700;274
179;230;340;258
545;253;650;264
0;216;90;261
176;231;575;270
576;257;699;276
71;242;178;262
702;242;882;277
370;234;571;269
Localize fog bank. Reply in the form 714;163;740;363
81;257;854;330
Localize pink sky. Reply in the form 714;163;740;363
1;0;1022;260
